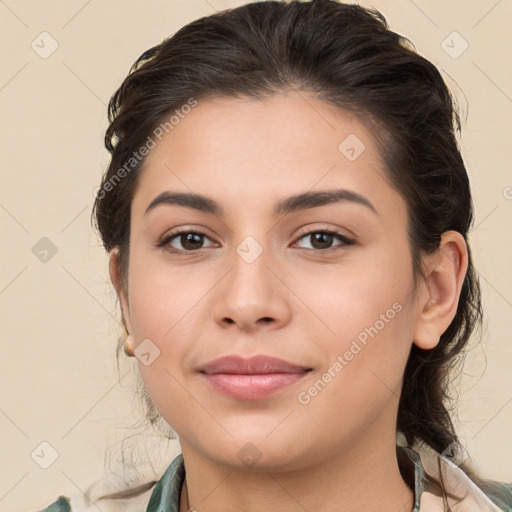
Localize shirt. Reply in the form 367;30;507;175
35;445;512;512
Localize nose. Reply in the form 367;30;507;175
212;245;292;332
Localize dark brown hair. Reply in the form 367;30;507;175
92;0;492;507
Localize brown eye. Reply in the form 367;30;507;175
176;232;205;250
158;230;216;252
294;230;354;252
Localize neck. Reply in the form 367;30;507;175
179;429;415;512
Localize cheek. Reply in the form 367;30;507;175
308;245;414;397
305;249;412;347
296;300;413;443
127;247;210;339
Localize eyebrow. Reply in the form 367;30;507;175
144;189;378;217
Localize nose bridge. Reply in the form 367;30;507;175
229;232;275;304
228;214;275;284
212;229;290;329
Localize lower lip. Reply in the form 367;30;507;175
201;372;309;400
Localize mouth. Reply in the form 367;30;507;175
198;354;312;400
199;354;312;374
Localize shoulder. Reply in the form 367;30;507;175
32;479;157;512
31;449;184;512
34;496;72;512
478;479;512;511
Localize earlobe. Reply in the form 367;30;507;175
413;231;468;350
109;248;133;334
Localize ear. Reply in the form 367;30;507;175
413;230;468;350
109;248;133;334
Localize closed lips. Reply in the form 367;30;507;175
198;355;312;375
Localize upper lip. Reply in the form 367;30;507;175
199;355;312;375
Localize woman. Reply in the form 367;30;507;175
37;0;512;510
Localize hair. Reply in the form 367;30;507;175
91;0;499;508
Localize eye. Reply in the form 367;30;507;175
156;228;355;254
157;230;217;252
293;229;354;252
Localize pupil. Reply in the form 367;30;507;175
312;233;332;249
183;233;202;249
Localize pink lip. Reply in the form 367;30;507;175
198;355;312;400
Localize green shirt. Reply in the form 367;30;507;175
36;446;512;511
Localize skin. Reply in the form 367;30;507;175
109;91;468;512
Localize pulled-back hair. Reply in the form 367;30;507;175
92;0;489;507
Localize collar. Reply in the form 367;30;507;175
145;451;185;512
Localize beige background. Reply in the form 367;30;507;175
1;0;511;510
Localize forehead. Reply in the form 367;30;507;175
130;92;406;224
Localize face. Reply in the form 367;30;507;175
115;91;427;471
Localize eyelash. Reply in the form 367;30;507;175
156;228;355;254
